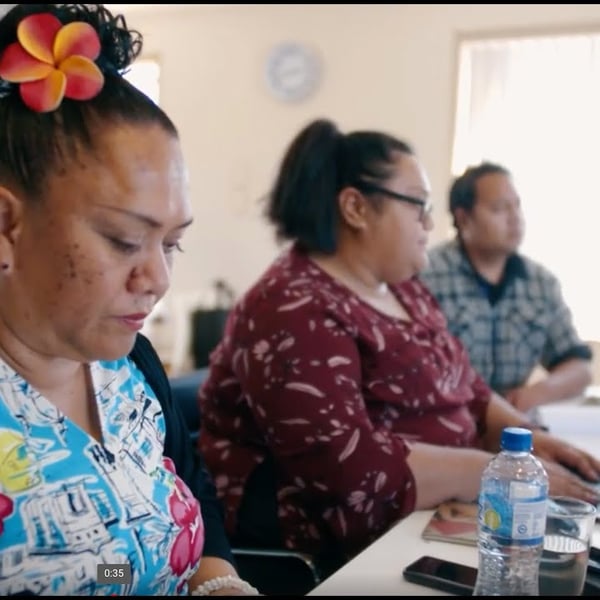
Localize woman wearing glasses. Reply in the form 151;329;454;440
198;118;600;578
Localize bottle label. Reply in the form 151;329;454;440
479;480;547;545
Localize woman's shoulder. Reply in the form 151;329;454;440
395;276;448;327
396;275;439;304
224;248;364;348
237;245;335;315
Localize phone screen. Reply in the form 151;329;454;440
403;555;477;595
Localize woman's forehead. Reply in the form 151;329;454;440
50;124;185;197
33;128;190;230
387;152;431;195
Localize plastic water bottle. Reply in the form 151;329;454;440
473;427;549;596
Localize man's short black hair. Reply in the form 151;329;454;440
449;161;510;229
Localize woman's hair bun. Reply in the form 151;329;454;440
0;3;143;76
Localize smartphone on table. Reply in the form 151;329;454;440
403;552;600;596
402;555;476;595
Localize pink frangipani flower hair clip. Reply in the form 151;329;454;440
0;13;104;112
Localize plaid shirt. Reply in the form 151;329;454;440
419;238;592;394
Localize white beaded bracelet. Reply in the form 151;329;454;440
190;574;260;596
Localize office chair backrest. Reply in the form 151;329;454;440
168;369;324;595
190;308;229;368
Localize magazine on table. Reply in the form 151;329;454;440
421;500;478;546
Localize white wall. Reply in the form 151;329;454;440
115;3;600;294
110;3;600;371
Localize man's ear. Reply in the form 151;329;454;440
338;186;369;230
454;207;471;233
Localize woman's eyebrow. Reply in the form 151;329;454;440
95;204;193;230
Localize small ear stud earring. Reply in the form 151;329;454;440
1;263;9;270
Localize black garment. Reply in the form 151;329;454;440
129;333;234;564
234;455;346;581
471;253;528;306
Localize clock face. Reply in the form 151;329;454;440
265;42;321;103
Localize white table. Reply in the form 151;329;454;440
310;428;600;596
309;509;476;596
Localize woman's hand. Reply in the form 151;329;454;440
188;557;260;596
532;430;600;504
541;459;600;505
206;587;255;596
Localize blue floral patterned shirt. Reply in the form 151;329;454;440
0;356;204;596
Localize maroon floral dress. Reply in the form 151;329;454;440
199;244;491;560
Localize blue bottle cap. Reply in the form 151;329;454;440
500;427;533;452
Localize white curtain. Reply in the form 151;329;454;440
452;33;600;342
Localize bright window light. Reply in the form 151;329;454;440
452;32;600;342
123;57;161;105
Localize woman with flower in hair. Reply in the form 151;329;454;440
0;4;256;596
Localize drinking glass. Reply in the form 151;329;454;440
539;496;597;596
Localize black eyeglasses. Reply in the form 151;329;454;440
354;181;432;222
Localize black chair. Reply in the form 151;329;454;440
168;369;323;596
189;308;230;368
168;368;207;442
232;547;321;596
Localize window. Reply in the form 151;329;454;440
452;32;600;341
123;57;161;105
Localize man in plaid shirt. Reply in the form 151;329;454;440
420;162;592;413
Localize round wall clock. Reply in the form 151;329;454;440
264;42;321;103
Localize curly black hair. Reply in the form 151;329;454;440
0;3;177;197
